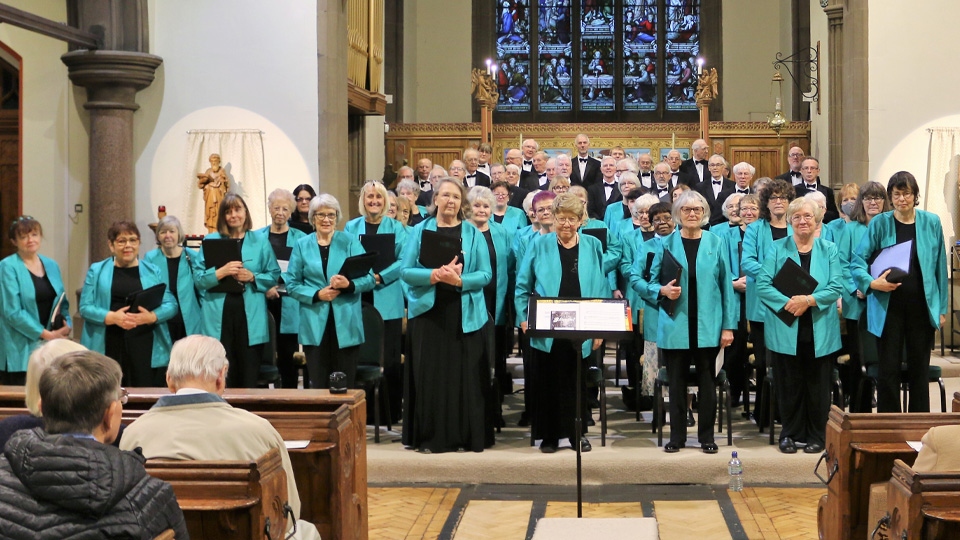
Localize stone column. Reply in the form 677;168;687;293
318;0;350;221
61;50;162;262
823;0;868;188
824;1;844;189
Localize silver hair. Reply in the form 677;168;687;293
25;339;87;416
166;335;230;386
786;197;824;225
617;158;639;173
155;215;185;245
618;171;640;189
309;193;342;225
722;193;744;219
672;189;710;228
397;178;420;196
632;193;661;218
731;162;756;176
267;188;296;212
467;185;496;209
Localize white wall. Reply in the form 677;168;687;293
140;0;320;234
868;0;960;242
0;1;87;294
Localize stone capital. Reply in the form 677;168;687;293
61;50;162;111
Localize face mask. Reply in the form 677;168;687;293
841;201;856;216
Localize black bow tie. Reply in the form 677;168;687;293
640;172;651;177
466;173;476;178
713;179;722;185
524;160;533;166
791;171;801;178
737;189;748;194
806;184;817;190
579;157;588;163
696;160;708;166
604;182;616;188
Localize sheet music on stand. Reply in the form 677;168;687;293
528;298;632;335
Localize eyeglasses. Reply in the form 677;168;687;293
113;237;140;246
788;152;804;158
739;206;759;212
891;191;914;200
118;388;129;405
769;196;788;202
863;196;884;203
313;212;338;222
11;215;34;226
791;214;815;223
296;197;313;203
652;217;673;225
270;206;291;214
535;207;553;215
555;217;580;224
679;206;704;215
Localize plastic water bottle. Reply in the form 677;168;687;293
728;451;743;492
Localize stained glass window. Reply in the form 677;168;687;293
492;0;706;120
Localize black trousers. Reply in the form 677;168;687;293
221;294;263;389
493;324;512;395
843;315;875;412
663;347;718;445
267;297;302;389
876;304;935;413
304;317;359;389
724;316;749;407
383;318;404;423
771;342;830;446
622;324;643;389
749;321;768;423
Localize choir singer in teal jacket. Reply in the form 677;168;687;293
287;193;375;390
143;215;204;342
851;171;948;413
757;197;842;454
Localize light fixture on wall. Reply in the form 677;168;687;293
767;70;787;136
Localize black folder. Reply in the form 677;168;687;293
868;239;912;284
582;228;607;252
658;249;683;317
337;252;378;281
49;292;66;330
360;233;396;273
202;238;245;294
771;257;819;325
126;283;167;312
419;229;462;269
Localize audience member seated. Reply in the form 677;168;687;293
913;425;960;472
120;335;321;540
0;339;86;449
0;350;187;539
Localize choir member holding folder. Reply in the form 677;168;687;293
344;180;407;421
255;189;306;389
635;191;736;454
515;193;608;454
757;198;842;454
80;221;177;386
851;171;948;413
196;194;281;388
286;194;375;390
0;216;72;384
400;177;493;454
144;216;204;344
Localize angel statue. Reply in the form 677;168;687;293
197;153;230;232
695;67;719;105
471;68;500;108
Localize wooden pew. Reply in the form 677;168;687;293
951;391;960;412
146;448;288;540
878;459;960;540
817;405;960;540
0;387;368;540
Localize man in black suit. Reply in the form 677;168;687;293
555;153;573;182
651;162;675;203
521;138;539;173
520;151;550;191
794;157;839;222
679;138;710;185
570;133;602;188
665;149;699;188
731;161;755;195
774;146;805;186
503;164;530;210
636;153;655;189
587;156;620;220
694;154;735;226
462;148;490;188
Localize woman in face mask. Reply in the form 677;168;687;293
827;183;860;239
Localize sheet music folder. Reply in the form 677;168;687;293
658;250;682;317
126;283;166;312
202;238;245;293
771;257;819;326
337;252;377;280
360;233;396;273
581;228;607;252
869;239;912;283
419;229;462;268
526;297;633;341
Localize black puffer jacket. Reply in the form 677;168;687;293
0;428;189;539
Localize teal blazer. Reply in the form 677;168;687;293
194;231;280;346
630;235;666;339
511;224;539;270
826;217;846;238
637;230;737;350
720;224;746;317
252;226;306;334
756;236;843;358
400;218;492;333
741;220;792;323
482;220;514;325
79;258;177;368
143;247;204;336
603;202;632;236
837;220;868;321
618;226;647;324
851;210;948;336
0;254;70;372
495;206;529;239
515;232;610;358
286;231;375;347
343;216;407;321
581;218;622;292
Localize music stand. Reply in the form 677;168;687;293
525;297;633;517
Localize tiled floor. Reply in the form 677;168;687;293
368;484;824;539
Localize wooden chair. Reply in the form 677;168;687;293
872;459;960;540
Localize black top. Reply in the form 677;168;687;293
165;256;181;301
797;251;814;343
268;231;289;259
481;229;497;319
621;204;631;219
892;219;923;301
318;244;331;277
682;237;701;349
29;268;56;329
364;221;381;236
434;224;464;301
641;229;656;242
288;219;313;235
493;214;504;224
558;241;581;297
110;266;143;311
771;225;788;241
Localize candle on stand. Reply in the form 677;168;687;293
491;64;497;78
486;58;492;75
697;58;704;75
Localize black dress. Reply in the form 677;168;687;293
105;266;157;387
164;256;186;343
531;241;588;445
403;223;492;453
267;230;301;389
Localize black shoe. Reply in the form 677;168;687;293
664;441;684;453
687;409;696;427
579;437;592;452
540;440;558;454
587;417;596;427
637;396;653;412
804;442;824;454
621;386;638;411
701;442;719;454
779;437;797;454
518;411;529;427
